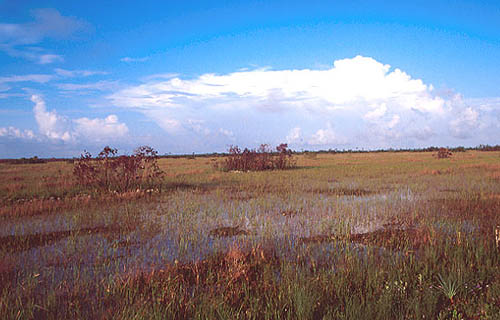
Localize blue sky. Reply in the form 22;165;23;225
0;0;499;157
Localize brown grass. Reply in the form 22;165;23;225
118;245;279;317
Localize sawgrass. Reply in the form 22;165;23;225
0;151;499;319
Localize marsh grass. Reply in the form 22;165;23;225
0;151;499;319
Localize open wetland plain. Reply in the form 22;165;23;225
1;151;499;319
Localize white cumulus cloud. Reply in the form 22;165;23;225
74;115;128;141
29;94;129;143
0;126;35;139
32;94;73;141
107;55;499;149
449;106;480;139
110;56;445;114
308;123;345;146
286;127;303;145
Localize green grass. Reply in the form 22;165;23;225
0;151;499;319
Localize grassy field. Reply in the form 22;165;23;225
0;151;499;319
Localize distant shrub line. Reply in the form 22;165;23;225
301;145;500;155
157;144;500;159
215;143;296;172
9;156;46;165
73;146;163;193
3;144;499;163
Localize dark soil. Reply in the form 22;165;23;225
0;225;121;252
300;227;433;251
209;226;249;237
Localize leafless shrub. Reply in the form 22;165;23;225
216;143;296;171
73;146;164;192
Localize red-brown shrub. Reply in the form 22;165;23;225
437;147;452;159
217;143;296;171
73;146;164;192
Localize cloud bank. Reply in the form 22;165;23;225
109;56;499;149
1;56;498;157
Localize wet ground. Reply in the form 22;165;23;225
1;187;480;293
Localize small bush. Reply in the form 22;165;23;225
216;143;296;172
73;146;164;192
437;148;452;159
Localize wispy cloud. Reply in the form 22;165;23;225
38;54;64;64
141;73;179;81
0;8;88;64
54;68;108;78
0;74;54;84
0;69;107;86
120;56;149;63
0;69;111;98
56;80;119;92
0;44;63;64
